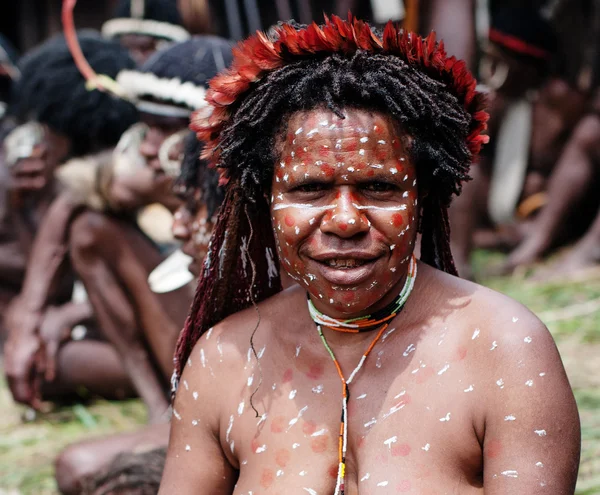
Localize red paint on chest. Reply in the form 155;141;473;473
311;435;329;453
392;213;404;228
319;145;330;158
270;415;286;433
328;464;339;478
392;443;412;457
260;468;275;488
376;150;388;161
416;367;435;385
455;346;468;361
302;420;317;435
485;438;503;459
282;368;293;383
356;435;366;449
306;363;324;380
284;215;295;227
397;480;412;492
275;448;291;467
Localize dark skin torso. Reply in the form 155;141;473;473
163;264;579;494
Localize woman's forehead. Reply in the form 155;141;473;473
283;108;401;144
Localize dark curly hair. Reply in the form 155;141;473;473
9;31;139;156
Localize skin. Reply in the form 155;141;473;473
449;42;589;277
54;164;218;495
119;34;162;66
160;108;580;494
0;125;72;340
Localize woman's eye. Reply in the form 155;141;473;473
361;181;397;192
293;182;328;193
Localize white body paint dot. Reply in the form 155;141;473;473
501;470;518;478
535;429;547;437
505;415;516;421
525;379;534;387
377;481;389;487
422;443;431;451
536;462;544;467
440;412;451;422
524;336;532;343
472;328;480;340
490;341;498;350
496;379;505;389
185;445;191;452
464;385;474;392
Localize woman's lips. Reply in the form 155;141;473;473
308;257;381;286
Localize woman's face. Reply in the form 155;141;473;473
270;108;419;317
172;189;215;277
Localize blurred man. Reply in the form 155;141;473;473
54;129;225;495
102;0;190;65
1;32;138;355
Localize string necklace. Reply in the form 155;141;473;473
308;255;417;495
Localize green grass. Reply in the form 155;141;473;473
1;250;599;493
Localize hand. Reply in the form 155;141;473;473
3;332;43;409
37;305;73;382
4;297;43;337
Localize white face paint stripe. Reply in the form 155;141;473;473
352;203;407;211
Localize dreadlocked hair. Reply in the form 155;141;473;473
10;31;138;156
113;0;184;25
173;14;488;386
176;131;224;218
81;447;166;495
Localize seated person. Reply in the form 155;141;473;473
102;0;190;66
54;131;225;495
1;31;138;392
161;16;580;494
447;7;591;278
5;36;234;420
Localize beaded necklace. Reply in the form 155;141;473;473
308;255;417;495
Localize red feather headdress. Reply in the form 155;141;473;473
191;13;489;179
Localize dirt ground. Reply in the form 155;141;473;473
1;250;599;494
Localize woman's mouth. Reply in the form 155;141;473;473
310;255;381;286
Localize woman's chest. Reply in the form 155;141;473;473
225;355;483;494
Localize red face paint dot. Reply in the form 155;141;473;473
302;420;317;435
342;292;355;303
393;140;401;150
260;468;275;488
284;215;295;227
311;436;328;453
322;164;335;177
306;363;324;380
282;368;293;383
376;150;387;161
275;448;291;467
367;169;375;177
270;415;286;433
339;223;348;231
397;480;412;492
335;191;341;199
344;141;357;152
349;191;359;202
319;146;330;157
392;213;404;228
416;367;435;385
486;439;503;459
392;444;412;457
